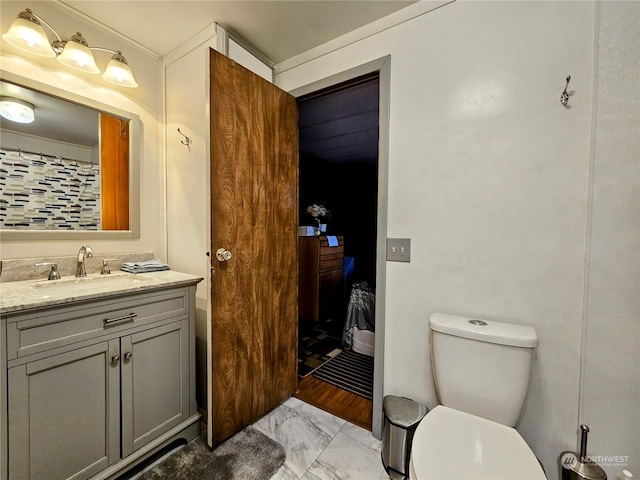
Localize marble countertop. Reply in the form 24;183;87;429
0;270;204;314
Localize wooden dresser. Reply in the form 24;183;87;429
299;235;344;322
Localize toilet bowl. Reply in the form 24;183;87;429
410;406;545;479
409;312;546;479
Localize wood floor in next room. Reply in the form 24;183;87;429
296;318;373;430
295;374;372;431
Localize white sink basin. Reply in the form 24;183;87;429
31;273;151;289
0;270;200;315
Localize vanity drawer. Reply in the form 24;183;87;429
6;288;189;360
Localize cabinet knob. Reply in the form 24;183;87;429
111;354;120;366
124;352;133;361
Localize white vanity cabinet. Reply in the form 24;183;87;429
0;278;201;480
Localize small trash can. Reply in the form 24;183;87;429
381;395;429;480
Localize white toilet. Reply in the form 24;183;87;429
409;312;547;480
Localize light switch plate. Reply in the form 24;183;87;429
387;238;411;262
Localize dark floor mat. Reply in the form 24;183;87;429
312;350;374;400
134;428;285;480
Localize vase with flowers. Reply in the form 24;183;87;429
306;204;330;236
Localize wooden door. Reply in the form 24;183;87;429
209;49;298;447
100;112;130;230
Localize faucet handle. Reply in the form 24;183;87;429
101;258;118;275
35;262;61;280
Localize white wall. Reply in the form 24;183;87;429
0;0;164;260
165;33;217;412
0;130;94;163
276;2;596;477
229;39;273;82
580;2;640;479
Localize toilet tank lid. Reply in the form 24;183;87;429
429;313;539;348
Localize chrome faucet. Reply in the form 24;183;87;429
76;245;95;277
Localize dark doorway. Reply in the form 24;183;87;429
296;73;379;429
298;73;379;291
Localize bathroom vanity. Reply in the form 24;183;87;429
0;270;203;480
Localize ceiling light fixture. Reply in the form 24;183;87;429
2;8;138;88
0;97;35;124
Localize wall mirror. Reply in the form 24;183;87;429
0;70;140;241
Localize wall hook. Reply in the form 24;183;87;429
177;128;191;151
119;119;129;141
561;75;571;107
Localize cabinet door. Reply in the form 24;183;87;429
120;320;189;456
8;340;120;480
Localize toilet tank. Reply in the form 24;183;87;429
429;312;539;427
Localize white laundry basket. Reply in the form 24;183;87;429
352;327;375;357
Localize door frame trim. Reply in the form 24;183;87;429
287;55;390;439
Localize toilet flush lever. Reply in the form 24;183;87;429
468;319;488;326
216;248;233;262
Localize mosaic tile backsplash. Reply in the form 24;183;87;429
0;148;101;230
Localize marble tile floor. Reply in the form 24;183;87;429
253;397;390;480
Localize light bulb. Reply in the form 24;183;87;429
2;10;55;57
57;33;99;74
102;53;138;88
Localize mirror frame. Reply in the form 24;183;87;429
0;70;141;241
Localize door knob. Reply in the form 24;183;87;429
124;352;133;361
111;354;120;366
216;248;233;262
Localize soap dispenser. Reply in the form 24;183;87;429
561;425;607;480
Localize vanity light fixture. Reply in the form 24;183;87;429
1;9;54;57
96;49;138;88
56;32;100;74
0;97;35;124
2;8;138;88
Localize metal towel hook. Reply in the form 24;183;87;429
177;128;191;151
561;75;571;107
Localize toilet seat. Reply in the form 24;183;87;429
409;406;546;480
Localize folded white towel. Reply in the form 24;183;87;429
120;259;170;273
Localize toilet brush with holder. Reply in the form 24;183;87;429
560;424;607;480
